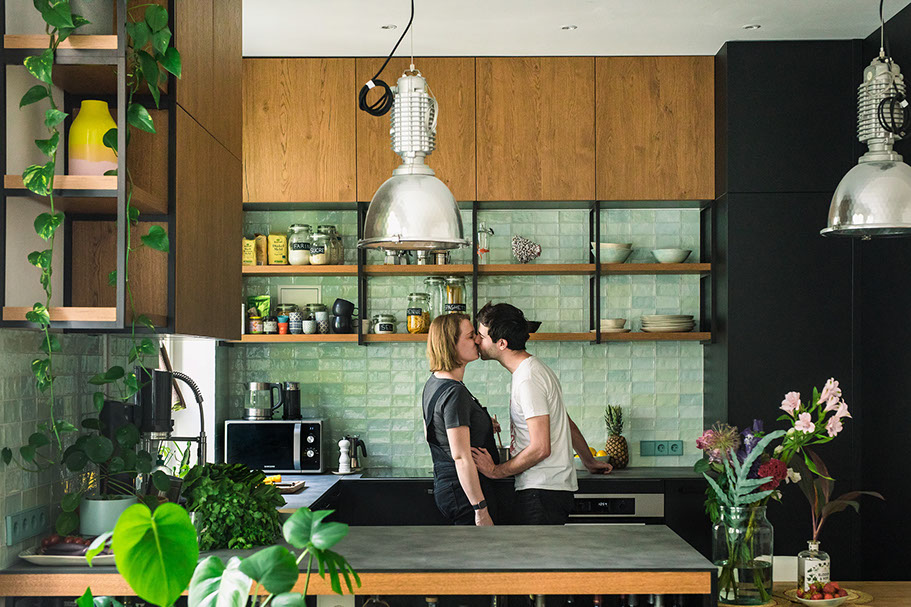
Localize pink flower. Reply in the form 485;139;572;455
795;412;815;433
819;378;842;411
696;429;713;451
826;415;844;437
834;400;851;420
781;391;801;416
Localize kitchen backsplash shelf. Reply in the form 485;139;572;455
240;263;709;277
3;35;119;51
3;175;166;215
600;263;711;275
364;264;473;276
479;263;595;276
236;334;359;343
242;265;357;276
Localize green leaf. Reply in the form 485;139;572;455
317;549;360;595
28;432;50;449
102;127;118;153
71;14;91;29
108;270;117;287
112;503;199;607
26;303;51;327
108;456;124;474
312;521;348;551
127;103;155;133
41;1;74;29
188;556;253;607
124;372;140;397
136;314;156;330
20;85;49;108
127;21;152;49
82;417;101;430
86;531;113;567
45;108;68;129
62;492;82;513
272;593;307;607
22;162;55;197
28;249;53;270
55;511;78;535
84;436;114;463
89;366;125;385
144;5;169;32
151;26;172;57
127;205;140;224
141;225;169;251
35;212;64;240
151;470;170;492
55;419;77;433
38;333;60;356
35;131;60;157
64;448;88;471
121;450;137;472
136;450;153;474
19;445;36;462
238;545;298;595
93;391;105;413
160;47;181;78
116;424;140;450
703;472;731;507
104;169;118;176
1;448;11;465
693;457;710;474
137;51;161;108
24;49;54;85
76;587;94;607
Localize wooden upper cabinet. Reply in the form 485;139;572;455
211;0;242;159
596;56;714;201
175;0;214;128
476;57;595;201
355;57;476;202
243;58;357;202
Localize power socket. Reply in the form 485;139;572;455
655;441;669;455
668;440;684;455
640;440;656;456
5;505;49;546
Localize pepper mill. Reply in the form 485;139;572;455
338;438;351;473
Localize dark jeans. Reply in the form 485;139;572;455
433;463;498;525
515;488;574;525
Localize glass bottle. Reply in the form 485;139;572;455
407;292;431;334
444;276;467;314
712;504;773;605
797;540;830;592
477;222;494;264
424;277;446;321
287;224;311;265
310;232;331;265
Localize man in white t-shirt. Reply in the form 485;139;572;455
471;302;612;524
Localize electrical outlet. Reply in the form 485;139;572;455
668;440;684;455
639;440;656;456
655;441;669;455
317;595;355;607
5;505;49;546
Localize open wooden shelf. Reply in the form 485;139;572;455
242;265;357;276
478;264;595;276
3;34;118;50
2;306;116;323
4;175;166;215
364;264;473;276
235;334;359;343
594;331;712;341
365;333;426;342
366;332;597;343
601;263;711;275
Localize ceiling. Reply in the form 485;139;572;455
243;0;911;57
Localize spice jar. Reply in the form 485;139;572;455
444;276;467;314
247;316;264;334
310;232;331;265
406;292;431;334
424;277;446;321
373;314;396;334
287;224;312;265
263;316;278;334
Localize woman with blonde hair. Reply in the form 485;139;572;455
422;312;499;525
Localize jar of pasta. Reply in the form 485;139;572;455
444;276;467;314
406;293;431;334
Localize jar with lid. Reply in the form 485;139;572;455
275;303;299;316
444;276;467;314
317;225;340;264
406;293;431;334
287;225;312;265
263;316;278;334
310;232;331;265
424;277;446;321
373;314;396;334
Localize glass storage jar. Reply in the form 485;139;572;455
310;233;331;265
287;224;312;265
444;276;467;314
424;277;446;321
712;504;774;604
317;225;340;264
275;303;299;317
406;292;431;334
373;314;396;334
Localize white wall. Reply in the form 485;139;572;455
162;335;218;465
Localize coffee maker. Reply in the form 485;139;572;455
244;381;301;420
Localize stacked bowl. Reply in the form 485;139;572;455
596;318;629;333
640;314;695;333
590;242;632;263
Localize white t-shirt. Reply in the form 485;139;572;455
509;356;578;492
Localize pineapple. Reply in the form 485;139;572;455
604;405;629;469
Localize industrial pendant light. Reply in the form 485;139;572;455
357;1;468;251
822;0;911;238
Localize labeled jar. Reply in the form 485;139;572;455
287;224;312;265
310;233;331;265
406;292;431;334
263;316;278;334
444;276;467;314
373;314;396;334
317;225;340;264
424;277;446;321
247;316;264;334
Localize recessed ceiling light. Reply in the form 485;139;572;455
742;24;762;30
381;24;397;30
561;25;578;31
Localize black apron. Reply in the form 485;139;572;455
424;380;500;525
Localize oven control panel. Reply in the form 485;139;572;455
569;493;664;519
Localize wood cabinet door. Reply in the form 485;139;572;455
176;107;242;339
243;58;357;202
596;56;714;201
175;0;214;128
355;57;476;202
211;0;242;159
476;57;595;201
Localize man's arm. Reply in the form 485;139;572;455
569;415;612;474
472;415;551;479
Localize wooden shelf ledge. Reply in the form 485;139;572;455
364;264;473;276
4;35;118;50
600;263;711;275
4;175;166;215
235;334;358;343
478;264;595;276
2;307;116;323
594;331;712;341
242;265;357;276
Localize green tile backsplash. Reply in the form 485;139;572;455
224;208;705;470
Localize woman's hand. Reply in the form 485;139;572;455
475;507;494;526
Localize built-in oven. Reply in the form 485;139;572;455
568;492;664;524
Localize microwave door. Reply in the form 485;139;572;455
227;423;297;471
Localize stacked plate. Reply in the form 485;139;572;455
640;314;695;333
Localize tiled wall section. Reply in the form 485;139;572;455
0;329;103;568
225;209;704;469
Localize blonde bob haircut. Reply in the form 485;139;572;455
426;312;472;372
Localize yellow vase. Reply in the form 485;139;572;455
68;100;117;175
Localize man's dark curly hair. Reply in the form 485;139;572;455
477;302;529;351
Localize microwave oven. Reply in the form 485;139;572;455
224;420;324;473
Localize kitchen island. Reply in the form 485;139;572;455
0;525;716;603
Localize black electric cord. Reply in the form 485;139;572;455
877;0;909;137
358;0;415;117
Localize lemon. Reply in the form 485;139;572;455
574;454;580;458
596;450;608;457
589;446;597;456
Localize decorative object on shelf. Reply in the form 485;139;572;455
797;541;831;593
406;292;431;333
591;242;632;263
512;235;542;263
287;224;312;265
288;310;303;334
477;222;494;264
357;0;467;251
318;225;342;264
651;248;691;263
384;249;412;265
68;100;118;175
267;233;288;265
277;315;289;334
822;3;911;238
603;405;629;469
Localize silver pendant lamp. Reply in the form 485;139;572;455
822;1;911;238
357;2;467;251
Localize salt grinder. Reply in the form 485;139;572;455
338;438;351;473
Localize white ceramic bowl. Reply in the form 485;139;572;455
790;594;848;606
601;318;626;329
651;248;691;263
597;248;632;263
591;241;632;249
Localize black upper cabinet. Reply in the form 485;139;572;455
716;41;861;195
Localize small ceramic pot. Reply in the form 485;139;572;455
302;319;317;334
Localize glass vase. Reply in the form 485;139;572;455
712;504;774;605
797;540;830;591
